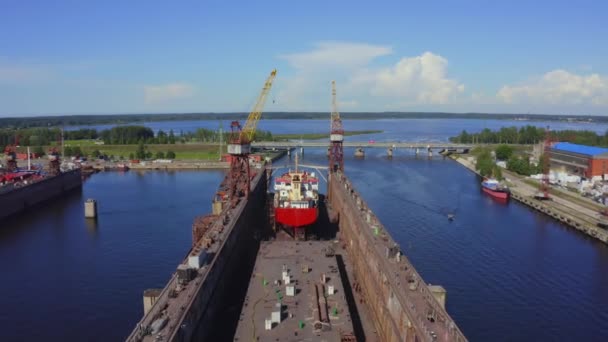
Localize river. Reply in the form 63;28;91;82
69;118;608;142
2;119;608;341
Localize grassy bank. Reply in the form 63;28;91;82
19;143;220;160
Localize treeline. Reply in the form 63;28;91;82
451;125;608;146
2;112;607;129
99;126;156;144
181;128;273;143
1;127;63;146
1;126;275;149
475;144;544;178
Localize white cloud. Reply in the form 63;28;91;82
351;52;465;104
280;41;392;70
497;70;608;106
143;83;196;104
275;43;464;110
275;42;393;110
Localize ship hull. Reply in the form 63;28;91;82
275;207;318;228
482;186;510;200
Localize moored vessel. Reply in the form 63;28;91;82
273;154;319;239
481;178;510;200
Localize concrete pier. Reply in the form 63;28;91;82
0;169;82;221
84;199;97;219
453;156;608;244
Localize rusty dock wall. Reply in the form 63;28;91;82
328;172;467;342
0;169;82;221
126;169;267;342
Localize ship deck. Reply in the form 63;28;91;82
234;240;357;341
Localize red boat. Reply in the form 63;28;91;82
481;178;510;200
273;155;319;239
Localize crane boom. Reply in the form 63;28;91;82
226;68;277;205
240;69;277;143
329;80;344;174
330;80;344;141
331;80;340;123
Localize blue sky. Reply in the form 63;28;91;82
0;0;606;116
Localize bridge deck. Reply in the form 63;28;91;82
253;141;471;149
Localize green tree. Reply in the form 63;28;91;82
34;146;45;156
168;129;176;144
495;145;513;160
73;146;83;157
157;130;167;144
493;165;503;180
92;150;101;158
129;152;135;160
145;151;152;159
166;150;176;159
155;151;165;159
64;146;74;157
136;141;146;159
507;156;534;176
475;149;494;177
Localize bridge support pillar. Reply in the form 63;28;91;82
415;148;419;155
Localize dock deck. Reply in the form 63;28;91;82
235;240;357;342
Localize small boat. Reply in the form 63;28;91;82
481;178;510;200
447;213;455;221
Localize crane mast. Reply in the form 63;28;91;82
329;80;344;173
226;69;277;205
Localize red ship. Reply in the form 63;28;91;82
481;178;510;200
273;154;319;239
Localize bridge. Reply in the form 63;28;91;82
253;141;472;150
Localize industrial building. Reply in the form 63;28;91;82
549;142;608;178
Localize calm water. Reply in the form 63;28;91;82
2;119;608;341
0;171;224;341
69;118;608;142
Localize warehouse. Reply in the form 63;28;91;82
549;142;608;178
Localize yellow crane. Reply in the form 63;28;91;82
227;69;277;203
228;69;277;152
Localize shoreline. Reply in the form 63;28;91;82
451;156;608;244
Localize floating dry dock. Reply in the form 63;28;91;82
127;167;466;342
235;240;356;341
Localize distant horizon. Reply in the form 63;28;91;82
2;111;608;130
1;111;606;120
